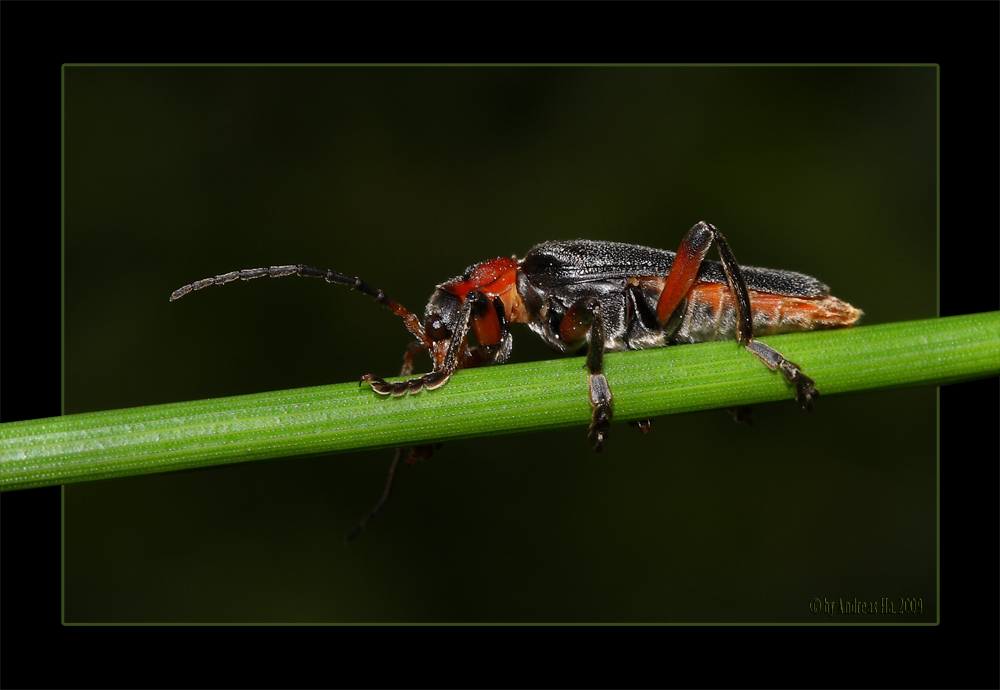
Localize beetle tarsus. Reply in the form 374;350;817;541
787;369;819;412
589;407;612;452
421;370;451;390
361;374;394;395
744;340;822;411
361;371;452;396
588;373;613;452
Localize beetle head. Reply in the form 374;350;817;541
422;288;463;368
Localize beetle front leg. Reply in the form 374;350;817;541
560;297;612;451
657;221;821;410
361;290;487;396
400;340;429;377
347;340;447;542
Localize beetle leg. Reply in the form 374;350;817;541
656;221;819;410
625;283;661;333
400;340;430;377
656;222;752;339
345;446;405;543
362;290;489;396
347;355;425;543
745;341;819;411
346;341;437;543
560;297;612;451
349;295;497;541
465;296;513;367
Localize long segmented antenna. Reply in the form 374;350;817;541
170;264;429;345
173;265;437;542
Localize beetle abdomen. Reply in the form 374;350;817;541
672;281;862;343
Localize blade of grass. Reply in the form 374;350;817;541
2;312;997;491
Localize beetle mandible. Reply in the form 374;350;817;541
171;221;862;538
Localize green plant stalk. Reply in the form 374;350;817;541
2;312;998;491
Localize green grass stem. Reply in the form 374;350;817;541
2;312;997;491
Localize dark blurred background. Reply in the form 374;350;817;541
64;66;936;623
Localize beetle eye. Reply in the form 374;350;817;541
425;314;451;341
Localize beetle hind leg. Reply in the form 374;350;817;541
658;222;822;410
